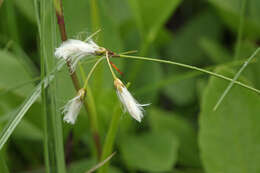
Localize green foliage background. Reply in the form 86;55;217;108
0;0;260;172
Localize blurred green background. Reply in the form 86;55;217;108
0;0;260;172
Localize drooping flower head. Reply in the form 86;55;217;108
55;39;105;72
114;78;149;122
62;88;86;124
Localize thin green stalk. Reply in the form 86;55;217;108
40;43;51;173
84;87;101;157
83;57;104;89
212;0;249;111
90;0;101;35
78;63;101;158
119;54;260;94
119;50;138;55
35;0;51;171
105;52;117;79
0;77;40;97
84;29;101;42
98;106;121;173
89;0;103;97
81;57;100;65
136;57;257;95
34;0;42;39
213;47;260;111
39;10;51;172
234;0;247;60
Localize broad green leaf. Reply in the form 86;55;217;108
0;49;38;142
0;50;34;96
128;0;182;43
13;119;43;141
63;0;123;102
0;75;51;150
173;168;204;173
135;58;163;101
14;0;36;23
199;67;260;173
164;72;197;106
199;37;231;63
98;1;123;51
164;11;222;64
101;0;131;25
163;11;222;105
0;152;9;173
0;60;65;151
208;0;260;38
63;0;91;36
0;95;43;141
120;132;179;172
149;108;201;167
63;0;122;50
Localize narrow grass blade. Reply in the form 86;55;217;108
0;60;64;150
0;74;54;150
39;0;67;171
0;34;38;76
86;152;116;173
0;77;40;97
213;47;260;111
0;151;9;173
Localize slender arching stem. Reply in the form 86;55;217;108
119;54;260;94
105;51;117;79
83;57;104;89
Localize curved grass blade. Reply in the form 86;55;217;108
0;152;9;173
86;152;116;173
0;77;40;97
0;61;64;150
0;75;52;150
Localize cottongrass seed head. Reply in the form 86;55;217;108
114;78;149;122
55;39;105;72
63;89;86;124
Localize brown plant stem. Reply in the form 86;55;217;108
65;131;73;164
53;0;101;159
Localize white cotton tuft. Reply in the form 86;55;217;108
62;89;85;124
54;39;102;72
114;78;149;122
